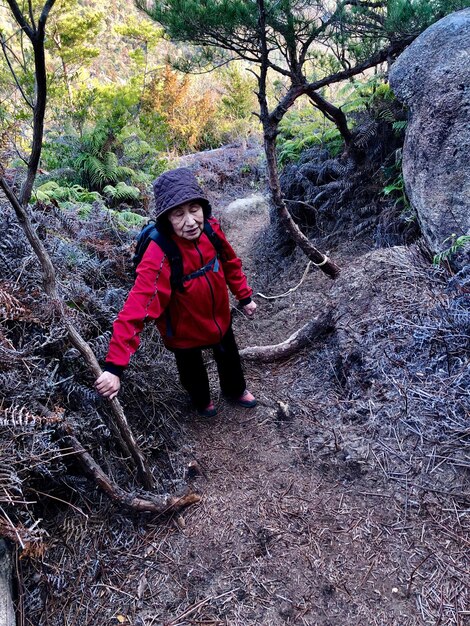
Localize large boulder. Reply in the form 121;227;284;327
389;9;470;257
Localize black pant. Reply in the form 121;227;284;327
172;325;246;410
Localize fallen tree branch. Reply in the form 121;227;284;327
0;176;154;491
240;312;334;362
59;426;200;514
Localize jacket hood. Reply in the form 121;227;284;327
153;168;211;220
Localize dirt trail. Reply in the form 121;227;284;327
131;198;428;626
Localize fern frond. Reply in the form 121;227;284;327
392;120;408;134
351;216;377;237
433;235;470;266
103;182;141;202
378;107;396;124
354;121;378;148
50;204;80;237
0;405;64;428
88;331;112;360
0;462;23;502
0;284;35;322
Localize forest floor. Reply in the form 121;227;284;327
18;147;469;626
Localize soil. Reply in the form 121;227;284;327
16;151;470;626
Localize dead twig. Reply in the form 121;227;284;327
164;588;239;626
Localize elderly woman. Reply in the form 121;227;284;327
95;168;257;417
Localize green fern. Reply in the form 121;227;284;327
392;120;408;134
103;182;141;203
33;181;102;204
433;234;470;266
278;111;344;166
75;151;135;189
76;203;94;219
105;208;146;230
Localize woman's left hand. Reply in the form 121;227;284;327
243;301;257;318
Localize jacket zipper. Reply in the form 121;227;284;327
195;242;223;341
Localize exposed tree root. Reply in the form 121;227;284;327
59;426;201;515
240;312;334;362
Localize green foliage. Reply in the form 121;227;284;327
339;76;394;113
433;235;470;266
382;173;406;202
138;0;257;43
277;109;344;166
392;120;408;134
115;16;163;45
385;0;470;37
46;0;103;67
33;181;102;204
103;182;141;205
382;151;411;215
110;209;146;229
220;65;257;120
89;84;141;135
334;0;470;66
49;122;136;191
76;150;135;190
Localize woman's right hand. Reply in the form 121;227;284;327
95;372;121;400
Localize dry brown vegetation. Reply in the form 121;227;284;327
0;148;469;625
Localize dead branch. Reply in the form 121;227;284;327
0;176;154;491
0;539;15;626
59;427;200;515
240;312;334;362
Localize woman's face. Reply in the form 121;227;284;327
167;201;204;240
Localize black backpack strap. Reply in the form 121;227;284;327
149;229;185;292
203;221;225;261
133;221;224;292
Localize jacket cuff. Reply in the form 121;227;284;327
103;363;125;378
238;296;252;307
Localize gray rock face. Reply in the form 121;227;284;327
389;9;470;256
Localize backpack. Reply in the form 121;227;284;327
132;220;224;292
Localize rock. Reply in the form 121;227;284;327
221;193;269;226
389;9;470;259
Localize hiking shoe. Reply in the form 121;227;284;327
234;390;257;408
197;401;217;417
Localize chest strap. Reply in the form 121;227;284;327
183;256;220;283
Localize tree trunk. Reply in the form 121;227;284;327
0;540;15;626
263;127;341;279
307;88;352;145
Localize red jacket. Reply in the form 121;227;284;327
105;218;252;370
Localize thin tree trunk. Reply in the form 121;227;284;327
307;88;352;145
256;0;340;279
0;176;154;490
263;129;341;279
19;38;47;206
